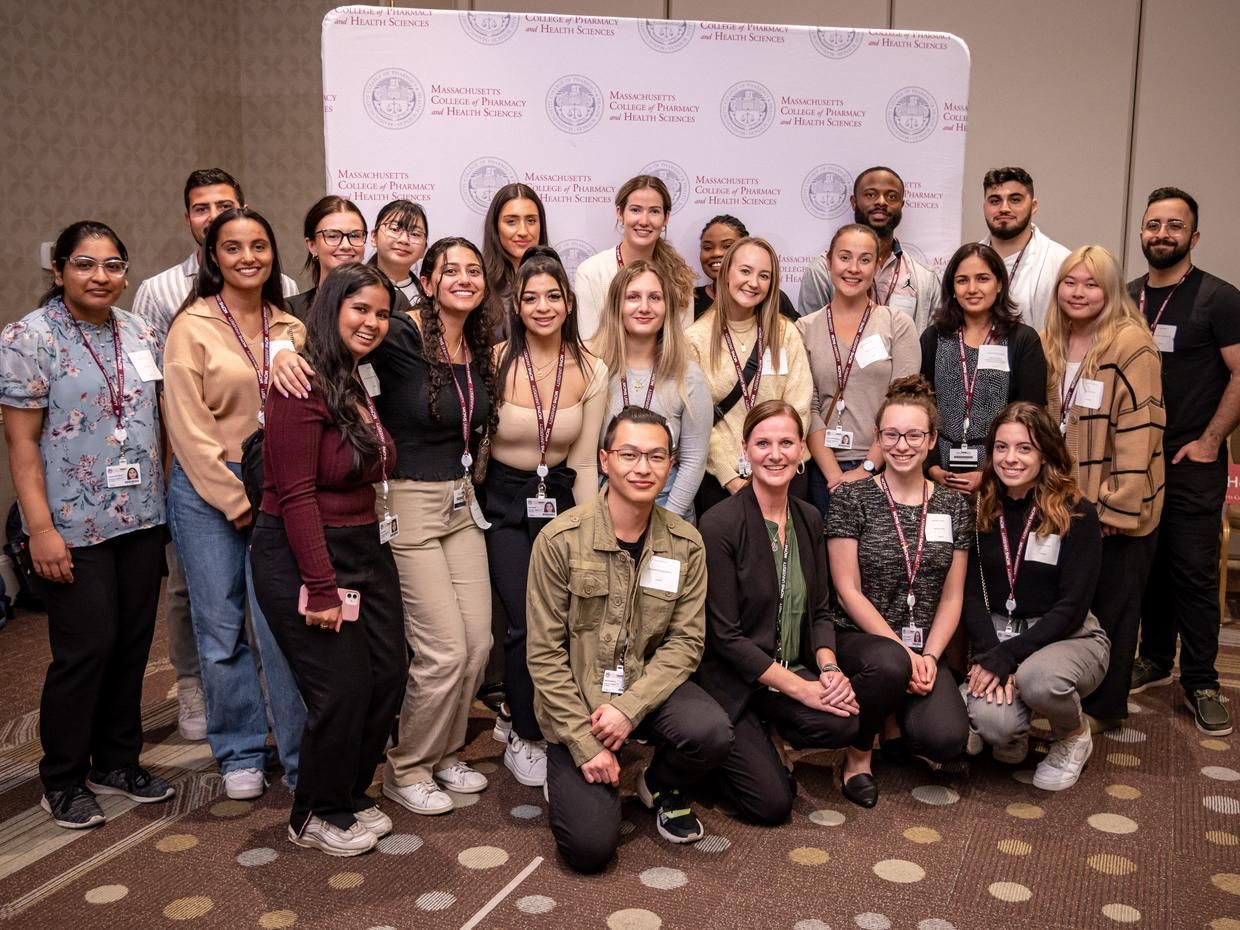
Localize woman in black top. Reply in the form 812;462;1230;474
921;243;1046;494
964;402;1108;791
697;400;860;821
695;215;797;321
368;199;430;309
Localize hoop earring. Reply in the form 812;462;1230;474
797;460;806;475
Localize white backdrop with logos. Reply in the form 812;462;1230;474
321;6;970;303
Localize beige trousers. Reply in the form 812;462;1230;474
383;479;492;786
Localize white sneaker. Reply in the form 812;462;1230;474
222;768;267;800
434;761;489;794
353;805;393;837
992;734;1029;765
288;815;377;857
1033;729;1092;791
504;735;548;787
492;705;513;743
382;780;454;816
177;681;207;742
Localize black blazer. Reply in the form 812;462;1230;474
695;485;835;721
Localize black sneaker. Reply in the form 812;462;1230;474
1185;690;1233;736
636;770;704;844
41;784;106;829
87;765;175;803
1130;657;1172;694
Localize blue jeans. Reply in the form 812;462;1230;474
167;461;304;783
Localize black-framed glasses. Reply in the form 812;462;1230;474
316;229;367;247
878;428;929;447
65;256;128;276
606;447;671;466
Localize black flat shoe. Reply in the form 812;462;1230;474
841;772;879;808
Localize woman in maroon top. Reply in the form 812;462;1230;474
250;263;405;857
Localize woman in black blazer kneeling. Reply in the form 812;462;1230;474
696;400;862;823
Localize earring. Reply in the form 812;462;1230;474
796;460;806;475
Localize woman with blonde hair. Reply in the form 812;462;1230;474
684;236;813;512
1042;245;1164;731
591;259;711;518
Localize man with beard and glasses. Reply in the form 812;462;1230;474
1126;187;1240;737
978;167;1070;330
798;166;940;330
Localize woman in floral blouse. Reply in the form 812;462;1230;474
0;221;175;830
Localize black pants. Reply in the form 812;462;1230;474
1140;458;1226;693
251;516;405;832
37;526;165;791
546;680;732;874
1083;530;1159;719
835;627;967;761
714;670;861;825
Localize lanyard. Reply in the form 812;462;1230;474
620;369;656;410
997;504;1038;616
615;244;624;269
68;311;126;441
1058;362;1088;434
878;475;929;620
1138;266;1192;331
825;300;873;420
722;323;763;411
956;325;995;441
769;511;792;668
1006;238;1030;287
214;295;270;425
521;344;565;497
439;334;476;475
359;384;390;498
876;252;904;306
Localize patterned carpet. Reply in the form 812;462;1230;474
1;603;1238;930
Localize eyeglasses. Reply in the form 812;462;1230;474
606;447;671;466
858;190;902;205
878;428;929;447
1142;219;1190;234
65;256;128;276
316;229;367;247
380;223;427;242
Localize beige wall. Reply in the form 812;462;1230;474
1;0;1237;514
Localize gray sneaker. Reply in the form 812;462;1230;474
1130;657;1172;694
1186;690;1233;736
41;784;106;829
87;765;175;803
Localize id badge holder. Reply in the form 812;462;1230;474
900;625;924;650
106;461;141;488
995;620;1018;643
452;483;466;511
379;512;400;544
527;497;557;519
948;446;980;469
602;664;626;695
824;428;854;450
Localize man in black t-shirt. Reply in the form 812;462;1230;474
1126;187;1240;737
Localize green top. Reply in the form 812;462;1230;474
766;513;807;673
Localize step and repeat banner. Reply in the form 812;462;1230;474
322;7;970;303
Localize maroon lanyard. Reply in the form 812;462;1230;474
1006;239;1030;287
439;334;476;475
956;325;995;439
68;311;126;441
1058;362;1088;434
825;300;873;418
876;252;904;306
620;370;656;410
722;323;763;411
521;345;565;493
359;384;390;495
1138;266;1192;331
214;295;270;425
615;244;624;269
997;505;1039;615
878;475;930;618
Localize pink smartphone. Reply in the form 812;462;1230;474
297;585;361;621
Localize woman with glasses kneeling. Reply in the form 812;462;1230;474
697;400;860;823
250;263;405;855
964;402;1108;790
827;376;971;806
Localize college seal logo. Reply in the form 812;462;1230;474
459;157;518;215
801;164;853;220
363;69;424;130
460;12;519;45
640;160;690;214
545;75;605;135
719;81;776;139
637;19;695;53
810;28;864;59
886;86;937;142
555;239;596;283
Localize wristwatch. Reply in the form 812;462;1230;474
862;459;876;473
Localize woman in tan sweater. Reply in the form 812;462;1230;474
164;208;306;801
1043;244;1165;731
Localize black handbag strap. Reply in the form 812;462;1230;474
713;339;764;425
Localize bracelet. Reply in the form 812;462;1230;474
923;653;939;664
819;663;841;675
29;527;56;537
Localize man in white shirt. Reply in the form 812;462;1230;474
979;167;1071;331
132;169;298;741
797;166;940;331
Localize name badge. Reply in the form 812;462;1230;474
995;624;1019;643
824;429;854;450
924;513;953;543
889;293;916;316
640;555;681;594
900;625;924;649
948;446;980;466
128;349;162;381
452;486;466;510
527;498;558;519
977;344;1009;371
106;461;141;488
379;512;400;544
1075;378;1105;410
854;334;890;369
761;348;788;376
1025;533;1062;565
1153;324;1176;353
602;666;626;695
359;363;381;397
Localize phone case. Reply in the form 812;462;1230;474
297;585;361;621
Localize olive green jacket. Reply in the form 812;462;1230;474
526;490;707;766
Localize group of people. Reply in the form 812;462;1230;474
3;163;1236;875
